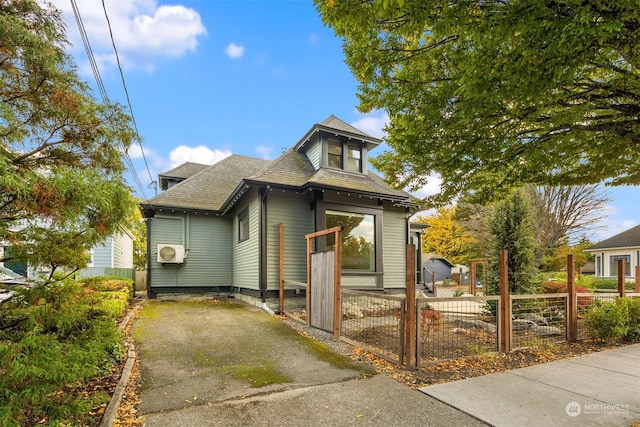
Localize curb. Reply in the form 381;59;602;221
100;301;144;427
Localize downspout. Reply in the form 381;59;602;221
145;217;153;298
259;186;273;313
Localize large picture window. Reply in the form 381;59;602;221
610;254;630;277
326;210;375;270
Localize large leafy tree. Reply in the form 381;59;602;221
316;0;640;205
415;206;475;265
0;0;137;279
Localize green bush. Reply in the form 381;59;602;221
584;297;640;343
0;278;129;426
591;277;634;290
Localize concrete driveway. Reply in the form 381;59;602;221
131;298;487;427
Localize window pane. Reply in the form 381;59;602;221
328;140;342;168
239;210;250;242
346;143;361;172
610;255;630;276
326;210;374;270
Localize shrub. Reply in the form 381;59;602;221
584;297;640;343
0;278;129;426
540;281;591;311
591;278;634;291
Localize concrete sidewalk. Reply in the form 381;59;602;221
421;343;640;426
132;299;486;427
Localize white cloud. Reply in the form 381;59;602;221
256;145;274;159
51;0;207;72
169;145;232;168
225;42;245;59
350;111;389;139
413;173;443;199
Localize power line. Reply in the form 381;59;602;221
100;0;156;195
69;0;154;198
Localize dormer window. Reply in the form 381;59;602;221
328;140;343;168
327;138;363;173
346;142;361;172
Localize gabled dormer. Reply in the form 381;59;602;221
294;115;382;174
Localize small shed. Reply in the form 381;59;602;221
422;253;455;282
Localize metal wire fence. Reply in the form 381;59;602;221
510;294;568;349
417;296;500;366
576;292;640;340
340;290;405;364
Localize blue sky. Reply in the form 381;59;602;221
51;0;638;242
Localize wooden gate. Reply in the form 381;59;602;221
310;251;335;332
305;226;342;339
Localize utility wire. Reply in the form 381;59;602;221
69;0;152;198
101;0;156;195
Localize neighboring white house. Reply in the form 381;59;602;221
585;224;640;278
78;226;135;279
1;224;134;281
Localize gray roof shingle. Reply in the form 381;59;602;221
143;116;418;214
589;224;640;250
146;155;271;212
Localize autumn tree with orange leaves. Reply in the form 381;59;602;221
0;0;137;280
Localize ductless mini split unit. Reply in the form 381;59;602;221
157;244;185;264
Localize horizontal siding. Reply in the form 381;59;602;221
266;192;314;290
382;208;407;289
150;214;233;288
305;140;321;170
233;190;260;289
91;238;113;268
112;233;133;268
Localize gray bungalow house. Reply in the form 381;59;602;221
585;224;640;278
140;116;421;309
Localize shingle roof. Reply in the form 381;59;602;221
158;162;210;190
295;115;382;149
143;116;418;214
245;149;414;202
159;162;209;179
589;224;640;250
145;155;271;212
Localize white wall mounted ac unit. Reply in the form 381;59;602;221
157;244;185;264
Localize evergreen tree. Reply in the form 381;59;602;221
486;189;538;295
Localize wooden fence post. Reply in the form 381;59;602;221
636;265;640;293
499;250;510;353
567;254;577;342
333;229;342;340
278;224;284;314
618;259;626;298
405;245;416;369
470;260;476;296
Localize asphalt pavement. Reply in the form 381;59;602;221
131;298;486;427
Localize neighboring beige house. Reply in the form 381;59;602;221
586;224;640;278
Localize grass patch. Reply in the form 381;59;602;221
233;362;292;388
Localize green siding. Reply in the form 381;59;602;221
266;192;314;290
382;208;407;289
233;190;260;289
305;140;321;169
150;213;232;287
